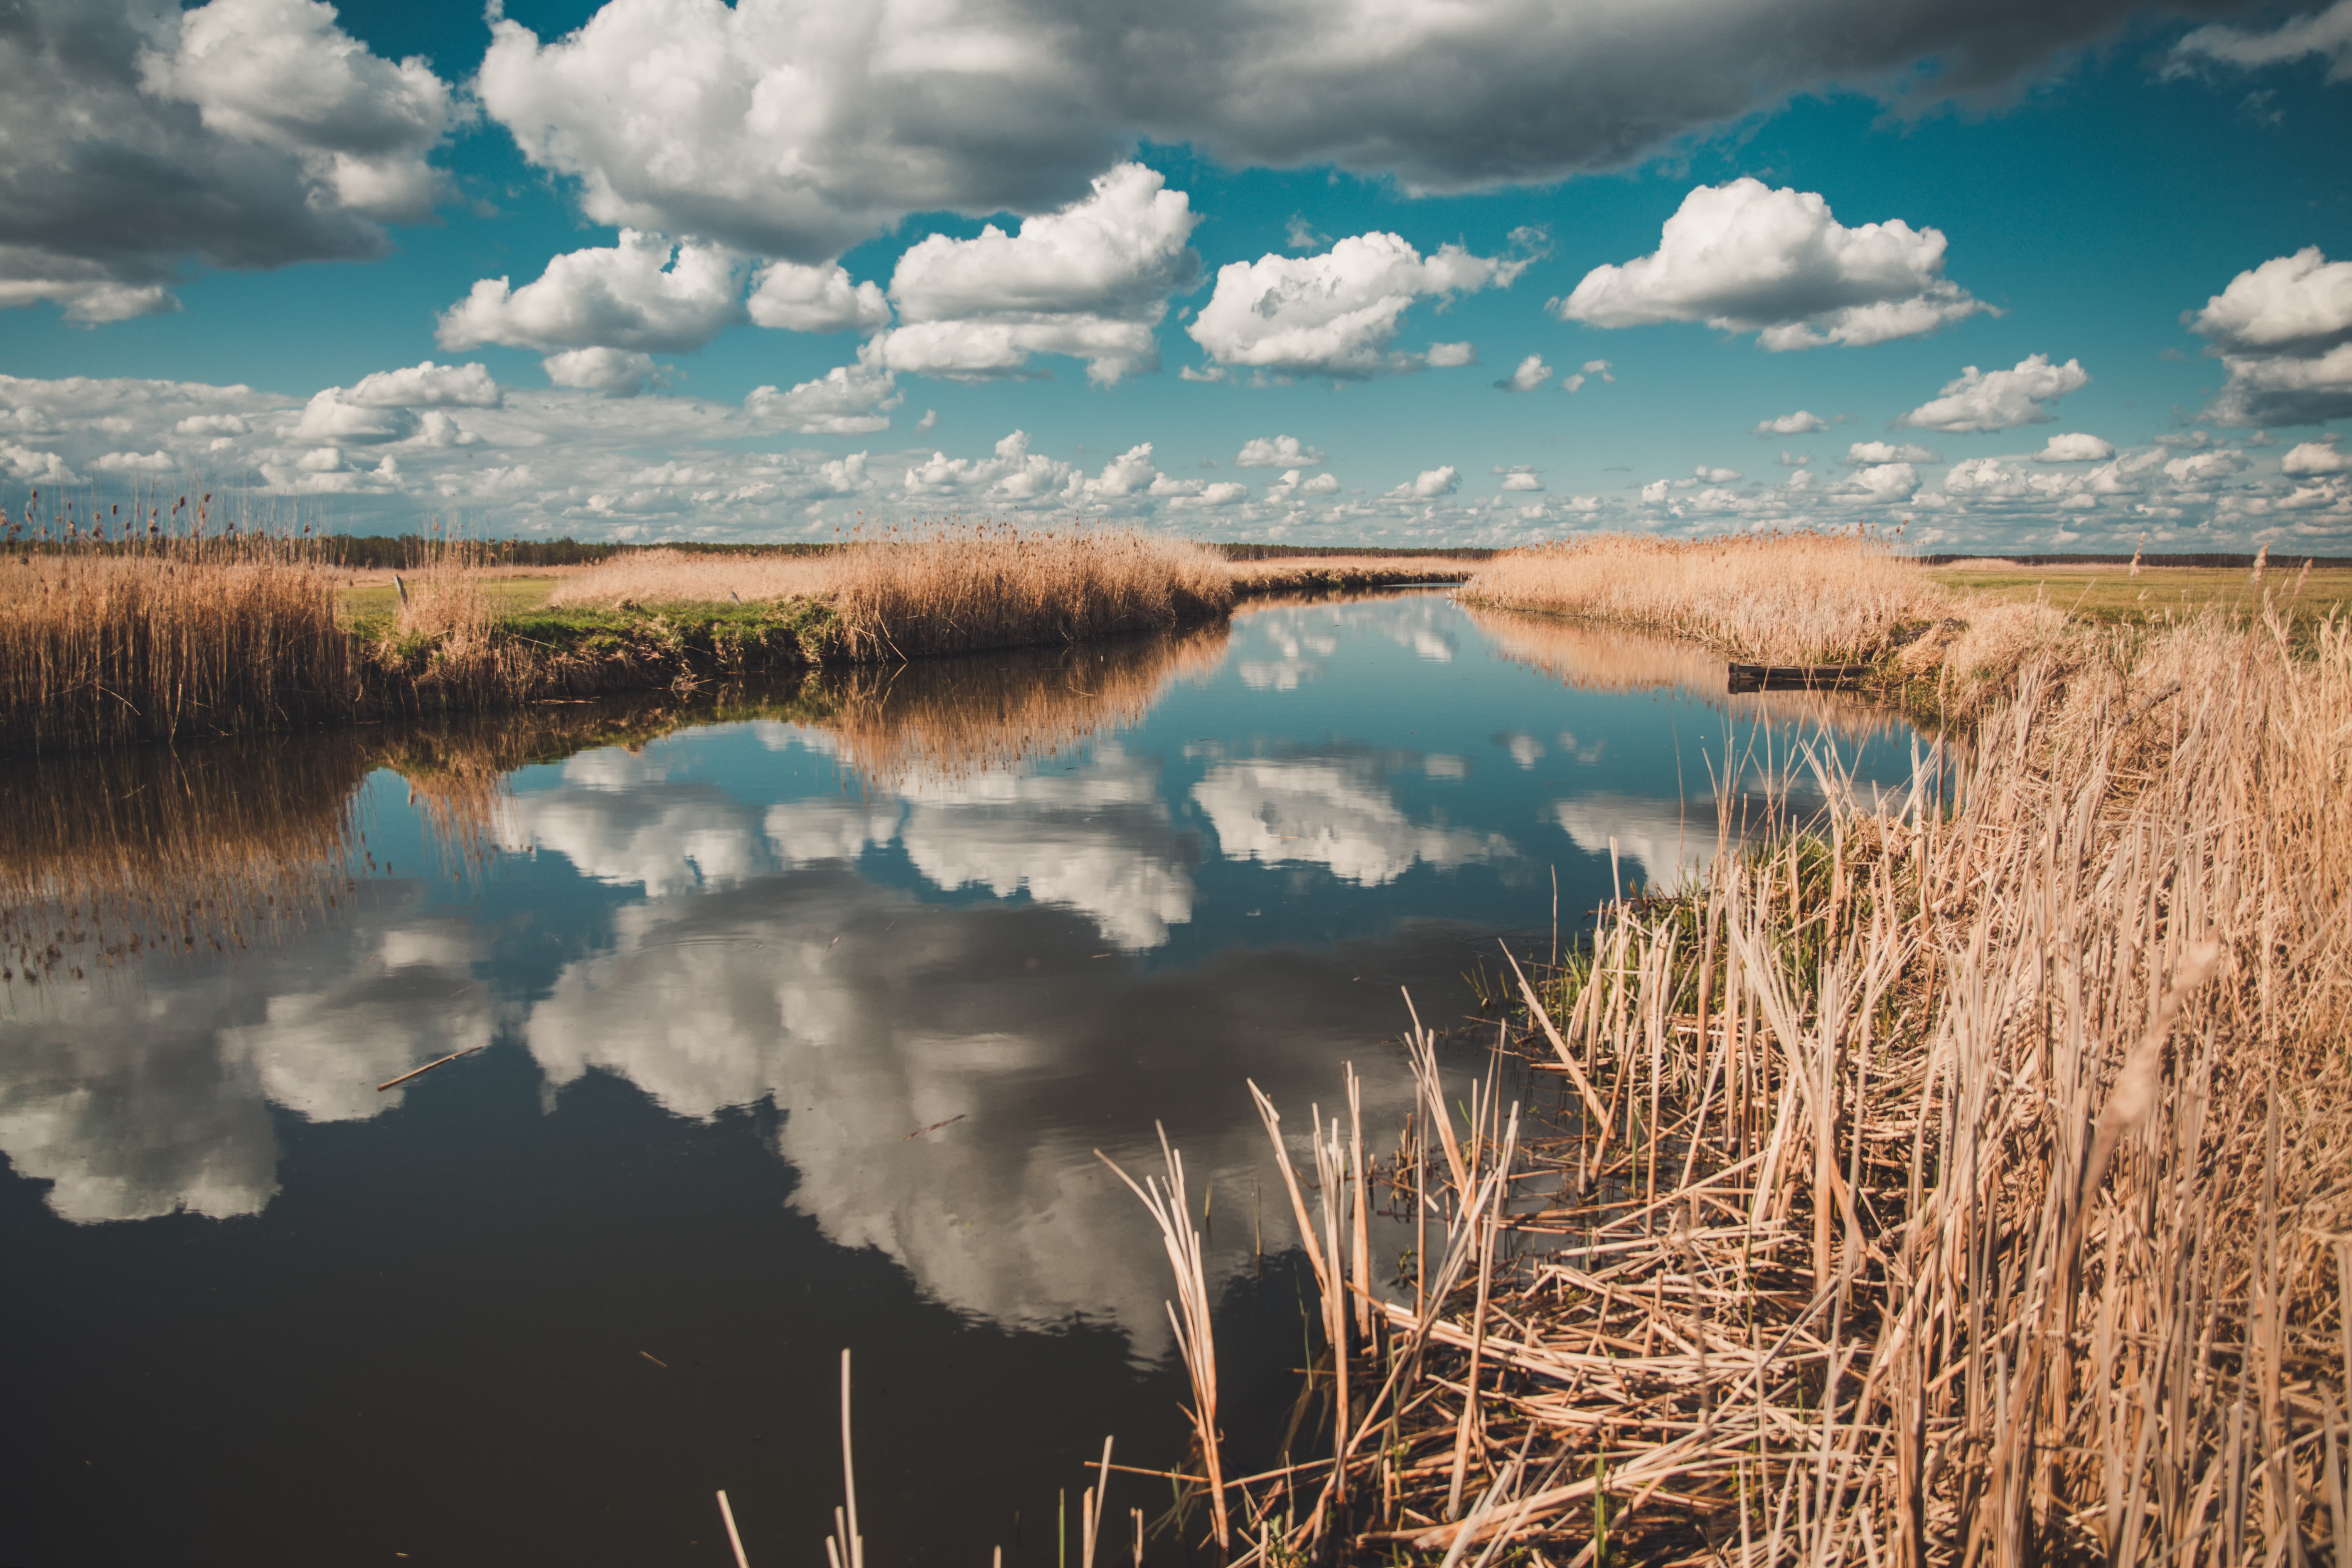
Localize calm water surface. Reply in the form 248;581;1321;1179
0;593;1917;1566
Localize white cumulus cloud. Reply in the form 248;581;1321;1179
863;162;1198;386
0;0;461;322
1393;465;1459;499
1848;462;1921;501
142;0;457;225
1555;180;1988;350
343;361;502;409
903;429;1073;501
475;0;1130;265
744;360;903;435
748;261;891;335
1497;354;1552;393
2187;248;2352;426
1075;443;1162;499
1188;231;1531;378
2282;436;2351;475
1235;435;1327;468
1562;358;1614;393
1902;354;2090;433
541;347;661;396
437;231;745;355
1755;410;1829;435
1847;440;1937;464
2164;450;2249;485
2035;432;2115;462
292;388;413;443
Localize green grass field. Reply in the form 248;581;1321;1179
338;574;565;633
1924;564;2352;625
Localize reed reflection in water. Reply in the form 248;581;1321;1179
1466;603;1912;743
1464;603;1922;891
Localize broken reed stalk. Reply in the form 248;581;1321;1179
1134;605;2350;1565
1079;1436;1114;1568
1097;1128;1231;1551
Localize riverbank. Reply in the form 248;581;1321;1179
1459;531;2352;725
1150;539;2350;1563
1;530;1484;754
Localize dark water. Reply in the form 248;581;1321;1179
0;593;1919;1567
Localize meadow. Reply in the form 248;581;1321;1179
1926;558;2352;625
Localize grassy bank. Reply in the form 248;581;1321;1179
1230;554;1479;595
1129;539;2351;1564
1;524;1252;753
4;521;1483;753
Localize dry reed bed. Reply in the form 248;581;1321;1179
4;526;1243;751
1462;534;1955;668
0;552;360;749
552;527;1235;657
1124;606;2350;1565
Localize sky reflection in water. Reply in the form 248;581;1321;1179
0;593;1918;1564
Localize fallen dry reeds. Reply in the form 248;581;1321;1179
1123;601;2351;1564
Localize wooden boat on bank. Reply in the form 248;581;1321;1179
1727;662;1872;692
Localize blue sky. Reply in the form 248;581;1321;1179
2;0;2350;549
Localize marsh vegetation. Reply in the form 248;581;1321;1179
1124;542;2350;1565
1;508;1481;754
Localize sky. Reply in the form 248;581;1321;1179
2;0;2350;550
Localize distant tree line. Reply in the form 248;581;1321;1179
308;537;840;568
